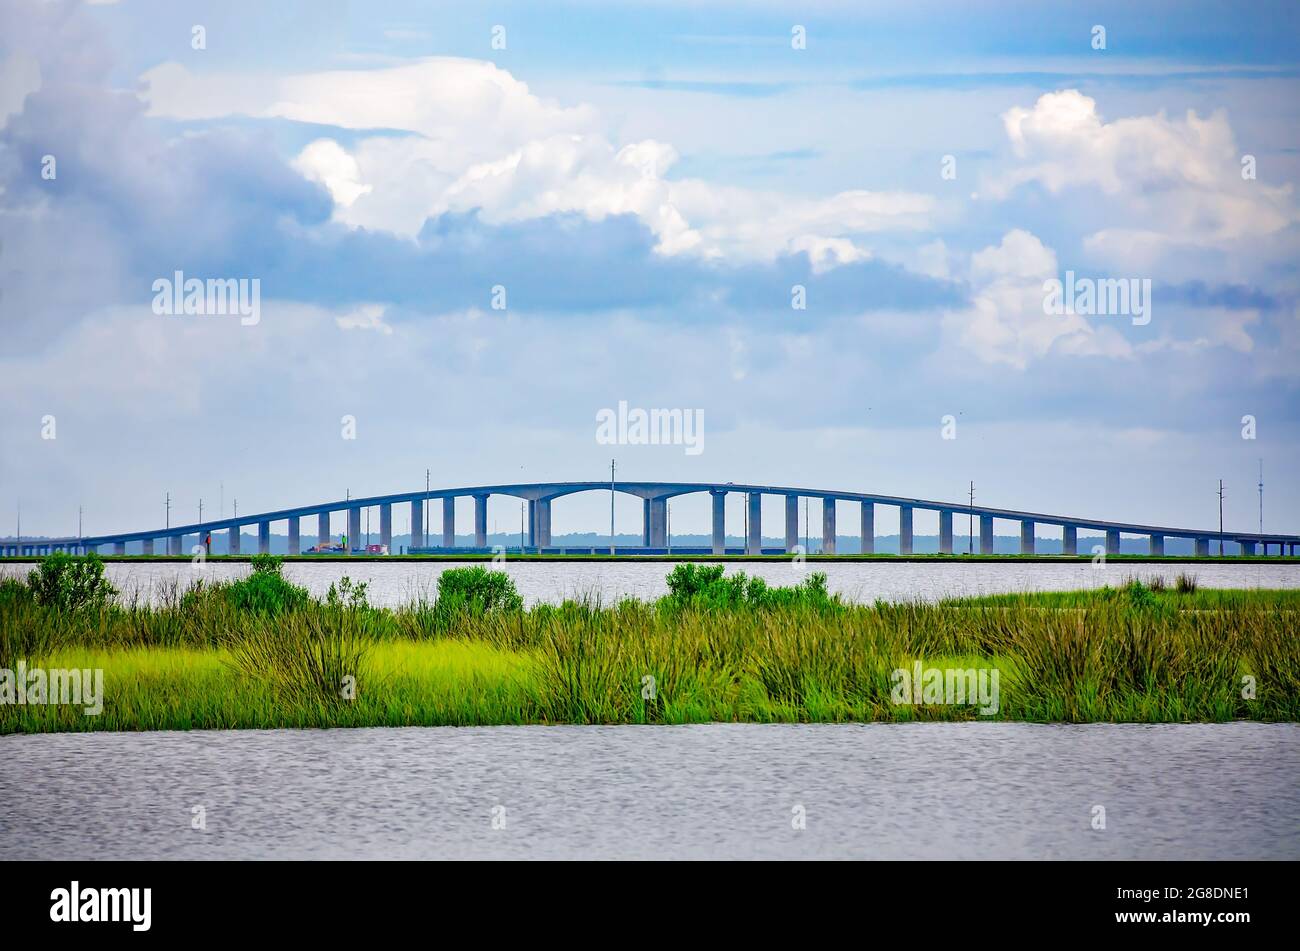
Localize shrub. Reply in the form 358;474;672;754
226;557;310;614
326;576;370;610
436;567;523;613
664;563;837;611
1175;573;1199;594
25;552;117;612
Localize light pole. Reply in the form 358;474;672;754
609;459;616;556
968;481;974;555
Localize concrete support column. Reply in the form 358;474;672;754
979;515;993;555
288;517;300;555
168;535;182;556
527;499;538;548
538;499;551;548
860;502;875;555
1240;540;1256;556
1149;534;1164;556
1106;529;1121;556
316;513;329;550
443;498;455;548
142;538;154;556
899;505;913;555
711;491;726;555
785;495;799;553
643;498;652;547
649;498;667;547
746;493;762;554
379;504;391;553
474;495;488;548
939;510;954;554
347;507;361;552
1020;520;1035;555
111;541;125;556
410;499;424;549
258;521;271;555
822;499;837;555
1195;537;1210;557
1062;525;1078;556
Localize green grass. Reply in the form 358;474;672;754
2;570;1297;732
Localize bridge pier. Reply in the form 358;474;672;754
649;498;667;548
168;535;183;556
317;512;330;550
1149;534;1164;556
711;491;726;555
474;495;488;548
443;498;455;548
642;499;652;547
746;493;762;554
1062;524;1077;556
822;499;836;555
141;538;154;556
258;521;271;555
1106;529;1120;556
288;516;300;555
899;505;913;555
227;526;239;555
379;504;391;553
939;510;953;554
347;507;360;552
860;502;874;554
979;515;993;554
114;541;126;556
785;494;799;553
1195;537;1209;557
540;499;551;547
1020;520;1034;555
410;499;423;549
1240;540;1256;556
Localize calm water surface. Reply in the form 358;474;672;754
4;560;1297;607
1;723;1296;860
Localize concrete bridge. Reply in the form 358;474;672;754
3;481;1298;557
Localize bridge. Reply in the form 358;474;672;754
4;481;1298;558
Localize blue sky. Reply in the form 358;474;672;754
1;0;1298;539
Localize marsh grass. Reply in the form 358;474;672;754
1;567;1296;732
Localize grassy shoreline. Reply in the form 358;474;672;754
4;553;1298;564
2;558;1297;733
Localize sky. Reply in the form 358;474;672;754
1;0;1298;542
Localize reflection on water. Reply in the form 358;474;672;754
1;723;1295;860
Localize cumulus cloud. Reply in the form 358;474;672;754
990;90;1298;271
943;229;1131;369
143;56;935;264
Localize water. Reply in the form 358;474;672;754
4;559;1297;607
1;723;1294;860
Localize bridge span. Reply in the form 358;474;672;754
3;481;1298;557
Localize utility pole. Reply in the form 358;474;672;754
165;491;171;530
425;469;430;542
609;459;616;556
667;501;672;554
968;481;975;555
1258;459;1264;535
804;498;809;554
78;504;83;548
1218;480;1225;556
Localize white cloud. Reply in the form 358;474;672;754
943;229;1132;369
142;56;935;265
990;90;1298;271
